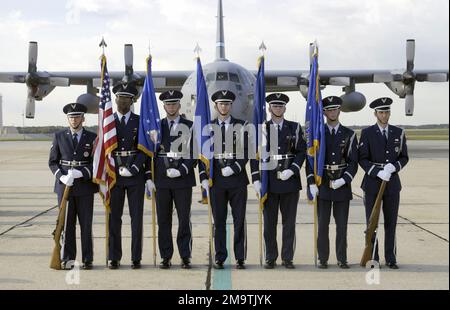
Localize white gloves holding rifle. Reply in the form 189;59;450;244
383;163;396;174
377;170;391;181
60;170;74;187
71;169;83;179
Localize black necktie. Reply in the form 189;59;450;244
382;129;388;144
277;124;282;141
120;115;126;127
221;122;226;143
169;120;175;132
72;133;78;150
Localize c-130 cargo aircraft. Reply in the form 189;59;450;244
0;0;448;121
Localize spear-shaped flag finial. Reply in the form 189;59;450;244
99;37;107;55
259;41;267;56
194;43;202;58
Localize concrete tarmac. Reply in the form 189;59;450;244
0;140;448;290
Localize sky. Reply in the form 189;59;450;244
0;0;448;127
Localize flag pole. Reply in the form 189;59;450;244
151;155;157;267
99;39;110;268
206;184;215;267
258;193;263;267
147;53;158;267
313;148;318;267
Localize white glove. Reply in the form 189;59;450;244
377;170;391;181
309;184;319;197
60;172;74;187
221;166;234;177
166;168;181;178
253;181;261;197
280;169;294;181
71;169;83;179
119;167;132;177
145;179;155;197
383;163;396;174
201;179;210;191
331;178;346;190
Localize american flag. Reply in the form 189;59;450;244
92;55;117;212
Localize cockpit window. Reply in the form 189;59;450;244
216;72;228;81
229;73;240;83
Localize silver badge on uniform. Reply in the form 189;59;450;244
84;151;90;157
395;147;399;153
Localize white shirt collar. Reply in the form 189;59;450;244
327;123;340;134
167;115;181;125
272;119;284;129
116;111;132;124
377;124;389;133
218;116;231;125
70;128;83;140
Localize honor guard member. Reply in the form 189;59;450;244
358;97;409;269
199;90;249;270
152;90;197;269
48;103;98;270
252;93;306;269
306;96;358;269
109;83;149;270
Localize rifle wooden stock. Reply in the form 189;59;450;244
50;186;71;270
360;181;387;267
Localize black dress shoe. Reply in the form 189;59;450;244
109;260;120;270
181;258;191;269
264;260;275;269
160;258;171;269
318;261;328;269
82;261;93;270
282;260;295;269
236;260;246;270
337;261;350;269
386;262;399;269
214;260;224;269
131;261;141;269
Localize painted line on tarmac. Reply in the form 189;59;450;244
0;205;58;236
212;223;232;290
398;215;449;243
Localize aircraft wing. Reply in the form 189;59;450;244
262;69;449;92
0;70;192;92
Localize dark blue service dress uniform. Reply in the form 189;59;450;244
306;124;358;264
109;112;148;263
252;119;306;263
152;117;197;261
49;128;98;264
199;116;249;263
358;124;409;264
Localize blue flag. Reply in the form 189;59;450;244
138;56;161;157
194;58;214;185
305;44;326;201
252;56;268;206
